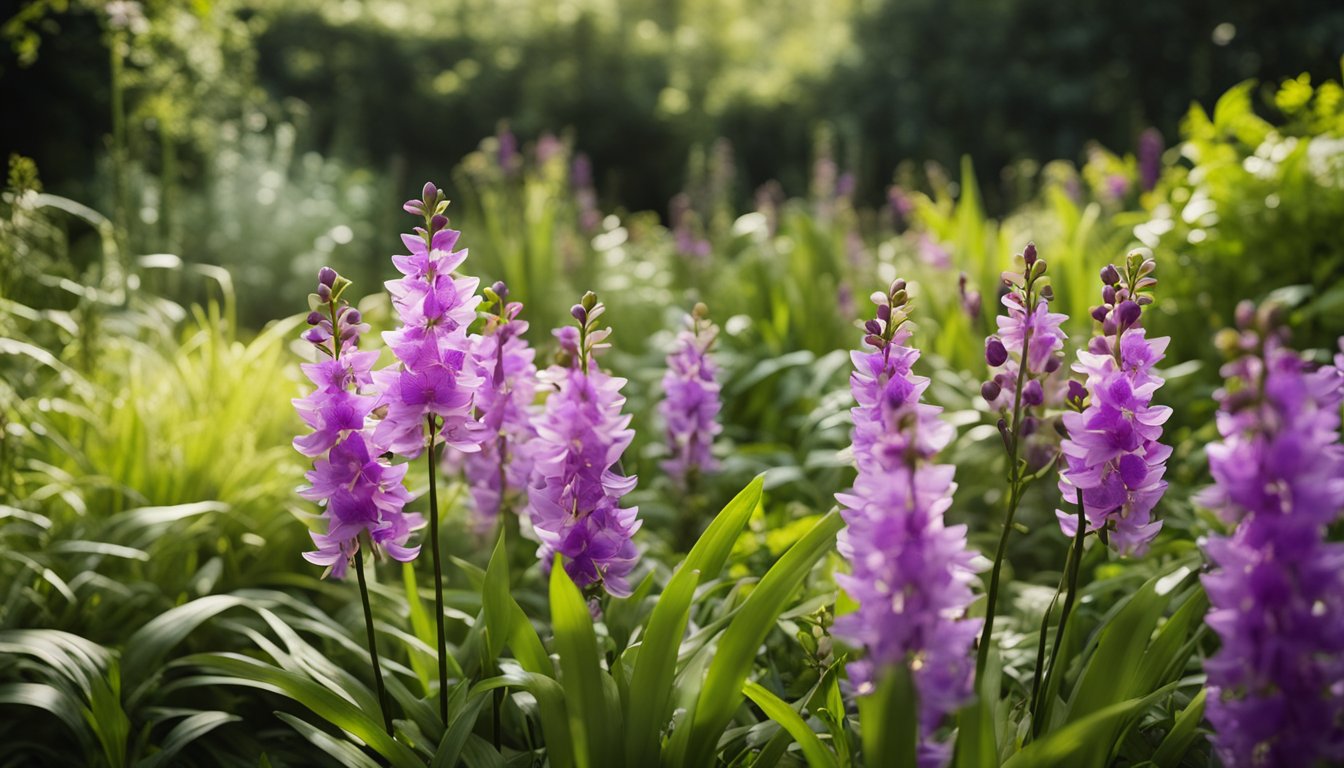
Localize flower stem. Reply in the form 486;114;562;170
355;545;394;738
426;416;448;724
1028;545;1074;725
1033;492;1088;733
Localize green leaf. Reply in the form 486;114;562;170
431;689;490;768
1002;684;1180;768
471;670;573;768
955;644;1001;768
274;711;381;768
623;477;765;766
403;563;438;695
140;712;244;768
122;595;250;702
171;652;422;768
671;508;844;768
743;680;839;768
549;560;615;767
1150;688;1208;768
0;682;91;752
483;530;514;662
857;664;918;768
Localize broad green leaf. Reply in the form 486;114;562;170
483;530;514;662
138;711;241;768
171;652;421;768
955;644;1001;768
431;690;490;768
403;562;438;695
857;664;917;768
623;476;765;766
472;670;573;768
122;595;249;701
671;508;844;768
274;712;380;768
1150;688;1208;768
549;560;615;767
1002;683;1179;768
743;680;839;768
0;682;91;752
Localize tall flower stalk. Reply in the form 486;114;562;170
373;182;484;723
465;281;538;535
1198;308;1344;767
660;303;721;546
295;266;415;737
526;291;641;599
976;243;1067;679
836;279;981;768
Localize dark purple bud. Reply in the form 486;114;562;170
985;337;1008;367
303;327;326;344
1022;379;1044;406
1102;316;1118;335
340;326;358;341
865;319;883;335
1066;379;1087;404
1102;285;1116;305
864;334;885;348
1021;416;1039;436
403;199;425;216
491;281;509;300
889;278;907;296
1022;242;1038;266
306;311;323;325
343;309;362;325
997;418;1012;452
570;304;587;322
1045;356;1061;373
316;283;332;302
981;380;1002;402
1100;264;1121;285
422;181;438;203
429;214;449;233
1235;300;1255;330
1091;305;1108;322
1116;300;1141;327
318;266;338;287
876;304;891;322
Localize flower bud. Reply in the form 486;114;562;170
889;278;907;296
865;319;883;335
1066;379;1087;405
864;334;885;349
318;266;338;287
343;309;362;325
1029;259;1047;280
981;380;1002;402
306;311;323;325
1116;300;1142;327
1102;285;1116;305
581;291;598;311
876;304;891;322
1022;379;1044;406
570;304;587;322
1023;242;1038;266
422;181;439;203
491;281;509;300
1100;264;1121;285
1234;300;1256;330
985;337;1008;367
429;214;449;232
1091;305;1108;322
316;283;332;302
1021;416;1039;437
402;199;425;216
1045;356;1061;373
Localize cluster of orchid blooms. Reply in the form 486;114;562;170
294;185;1343;767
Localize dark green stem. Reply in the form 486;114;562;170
427;416;448;724
1034;491;1088;732
355;545;394;738
976;282;1038;683
1029;545;1074;724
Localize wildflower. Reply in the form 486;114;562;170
371;183;485;457
463;282;539;531
835;279;981;768
295;268;421;578
526;292;641;597
1056;250;1171;556
660;304;721;491
1199;310;1344;767
1138;128;1163;192
981;243;1068;413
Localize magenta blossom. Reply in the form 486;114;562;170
526;293;641;597
660;306;721;491
1057;252;1170;556
835;280;981;768
295;268;423;578
1198;316;1344;768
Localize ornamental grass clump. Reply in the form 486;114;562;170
835;279;981;768
1199;307;1344;768
526;291;641;598
464;281;539;533
1056;249;1171;556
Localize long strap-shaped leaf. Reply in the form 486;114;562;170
669;508;844;768
743;680;840;768
550;560;617;767
625;476;764;766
